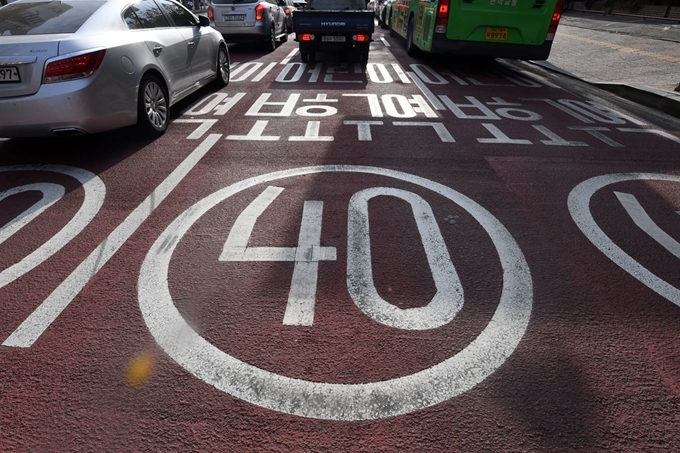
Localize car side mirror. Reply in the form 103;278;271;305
199;15;211;26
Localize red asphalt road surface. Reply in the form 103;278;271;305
1;30;679;452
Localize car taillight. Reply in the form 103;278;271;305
207;5;214;21
255;4;265;20
285;7;290;14
352;34;369;42
299;33;315;41
435;0;450;33
546;0;565;40
43;49;106;84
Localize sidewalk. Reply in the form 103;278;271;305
530;11;680;118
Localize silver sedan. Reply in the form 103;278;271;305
0;0;230;138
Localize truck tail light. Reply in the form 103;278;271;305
299;33;315;41
255;4;265;20
546;0;565;40
435;0;450;33
43;49;106;84
207;5;214;21
352;34;369;42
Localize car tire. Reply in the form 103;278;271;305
213;45;230;88
264;24;277;52
137;74;168;137
280;23;288;43
406;17;418;57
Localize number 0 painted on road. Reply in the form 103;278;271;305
347;187;463;330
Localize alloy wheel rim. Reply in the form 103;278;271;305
144;81;167;129
219;49;229;82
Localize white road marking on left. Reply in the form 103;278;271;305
0;166;105;290
2;134;222;348
380;37;390;47
281;48;299;65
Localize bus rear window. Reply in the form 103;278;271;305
0;1;105;35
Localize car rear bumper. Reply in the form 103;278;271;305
0;77;137;138
211;22;272;41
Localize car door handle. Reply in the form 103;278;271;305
187;41;195;48
153;46;163;56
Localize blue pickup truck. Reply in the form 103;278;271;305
292;0;374;63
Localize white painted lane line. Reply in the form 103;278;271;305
252;62;277;82
391;64;410;83
0;166;105;290
280;48;299;65
615;191;680;259
407;71;445;111
2;134;222;348
380;37;390;47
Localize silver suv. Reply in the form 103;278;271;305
208;0;289;51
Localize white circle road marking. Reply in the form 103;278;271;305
0;165;105;289
569;173;680;308
138;165;533;421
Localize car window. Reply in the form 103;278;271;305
155;0;197;27
123;7;144;29
0;1;105;36
129;0;171;28
211;0;257;5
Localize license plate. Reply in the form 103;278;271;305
322;35;346;42
485;27;508;41
223;14;245;21
0;66;20;83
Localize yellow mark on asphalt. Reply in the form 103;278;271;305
560;33;680;64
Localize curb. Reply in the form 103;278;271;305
529;60;680;119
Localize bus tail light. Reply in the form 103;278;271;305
255;4;265;20
546;0;565;40
435;0;450;33
299;33;315;41
352;34;369;42
44;49;106;83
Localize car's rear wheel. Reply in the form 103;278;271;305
137;74;168;136
264;24;277;52
280;23;288;42
214;45;230;88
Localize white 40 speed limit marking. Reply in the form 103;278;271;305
138;166;533;421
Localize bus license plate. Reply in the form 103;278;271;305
322;36;346;42
0;66;20;83
485;27;508;41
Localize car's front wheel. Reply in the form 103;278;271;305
214;45;230;88
137;74;168;136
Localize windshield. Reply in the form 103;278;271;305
306;0;366;10
0;1;105;35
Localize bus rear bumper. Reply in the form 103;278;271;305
431;35;554;60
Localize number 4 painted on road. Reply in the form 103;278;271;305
219;186;337;326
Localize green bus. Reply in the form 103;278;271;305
389;0;565;60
